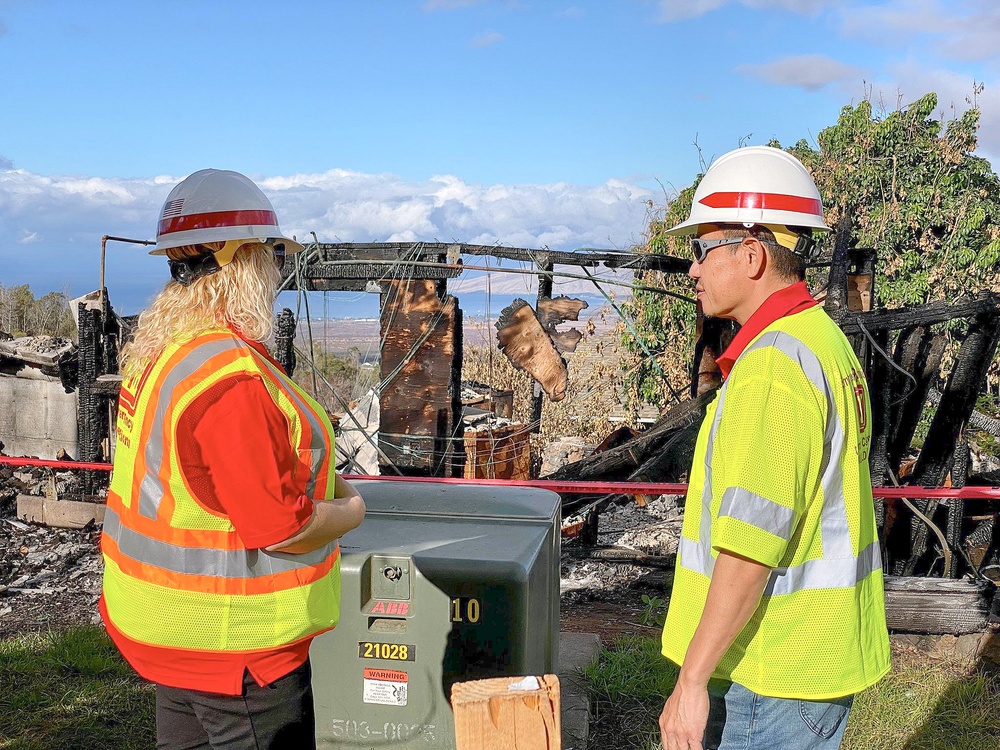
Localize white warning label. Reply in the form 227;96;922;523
363;667;409;706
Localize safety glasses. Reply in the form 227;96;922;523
690;236;746;263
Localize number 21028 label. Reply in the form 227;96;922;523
358;641;416;661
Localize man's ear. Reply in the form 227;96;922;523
743;236;768;280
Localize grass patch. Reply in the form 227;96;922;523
845;648;1000;750
0;625;154;750
586;635;1000;750
585;634;679;750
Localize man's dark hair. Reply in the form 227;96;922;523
720;225;805;281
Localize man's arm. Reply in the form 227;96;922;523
659;551;772;750
266;475;366;554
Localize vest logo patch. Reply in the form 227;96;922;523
853;383;867;433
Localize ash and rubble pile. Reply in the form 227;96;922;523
1;459;103;636
0;334;77;387
561;494;684;598
0;517;104;637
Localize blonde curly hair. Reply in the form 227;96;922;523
120;242;281;377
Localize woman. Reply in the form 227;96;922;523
100;169;365;749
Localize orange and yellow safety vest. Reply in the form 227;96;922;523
102;329;341;656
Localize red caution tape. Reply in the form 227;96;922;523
0;456;114;471
343;475;1000;500
1;456;997;499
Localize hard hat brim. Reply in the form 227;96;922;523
664;212;831;236
149;227;305;256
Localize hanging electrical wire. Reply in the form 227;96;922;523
277;238;698;478
580;265;685;405
310;258;696;305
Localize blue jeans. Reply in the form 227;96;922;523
704;679;853;750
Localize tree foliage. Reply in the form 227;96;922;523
792;92;1000;306
0;283;76;338
292;346;376;415
622;92;1000;407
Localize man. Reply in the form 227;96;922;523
658;146;890;750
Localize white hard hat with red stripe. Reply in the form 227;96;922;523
150;168;304;255
666;146;830;237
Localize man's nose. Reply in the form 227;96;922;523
688;258;700;281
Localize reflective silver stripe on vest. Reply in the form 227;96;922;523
255;356;328;498
719;487;796;541
678;328;880;594
745;331;853;560
684;385;730;580
763;540;881;596
104;505;336;578
139;338;236;518
678;535;709;576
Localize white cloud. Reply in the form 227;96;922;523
840;1;1000;63
1;168;652;312
469;31;503;48
740;54;864;91
259;171;650;251
0;155;12;170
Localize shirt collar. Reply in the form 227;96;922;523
715;281;818;380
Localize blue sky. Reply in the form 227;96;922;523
2;0;998;315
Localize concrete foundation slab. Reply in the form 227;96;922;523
0;377;77;459
17;495;106;529
559;632;600;750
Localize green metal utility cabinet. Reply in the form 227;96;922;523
312;479;561;749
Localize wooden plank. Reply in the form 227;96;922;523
823;215;855;318
535;297;588;328
535;296;587;355
314;242;617;267
604;253;691;274
883;575;994;634
378;279;461;475
548;330;583;354
496;300;568;402
452;675;561;750
914;311;1000;487
835;292;1000;334
887;328;945;473
298;262;458;281
545;391;713;482
463;424;532;480
16;495;106;529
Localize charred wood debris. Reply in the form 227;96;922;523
3;228;1000;635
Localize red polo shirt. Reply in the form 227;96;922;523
101;337;318;695
715;281;818;380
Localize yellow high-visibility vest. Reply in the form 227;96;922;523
662;306;891;699
102;329;341;653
